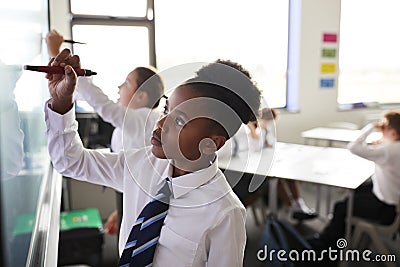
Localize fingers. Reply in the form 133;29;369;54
64;65;77;93
51;48;81;69
104;211;119;235
52;48;71;66
104;223;117;235
45;58;56;80
48;57;55;66
46;29;62;40
68;54;81;68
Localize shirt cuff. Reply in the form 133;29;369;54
75;76;93;97
44;98;76;132
359;123;375;138
76;76;92;89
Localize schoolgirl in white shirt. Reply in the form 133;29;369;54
311;111;400;249
76;67;163;152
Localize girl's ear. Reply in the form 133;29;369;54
200;135;226;155
132;91;149;108
389;128;399;141
138;90;149;102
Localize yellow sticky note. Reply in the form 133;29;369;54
320;63;336;73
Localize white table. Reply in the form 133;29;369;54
301;127;381;146
218;142;375;240
301;127;381;215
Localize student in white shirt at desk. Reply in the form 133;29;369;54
310;111;400;250
46;30;165;235
44;50;261;266
247;108;317;220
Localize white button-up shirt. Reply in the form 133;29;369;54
76;77;161;152
348;123;400;205
45;100;247;267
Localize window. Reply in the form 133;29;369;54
69;0;290;109
155;0;290;109
338;0;400;106
69;0;154;110
70;0;146;17
72;25;150;102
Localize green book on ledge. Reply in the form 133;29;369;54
60;208;103;231
13;208;103;236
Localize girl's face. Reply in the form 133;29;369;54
117;70;139;108
151;85;222;172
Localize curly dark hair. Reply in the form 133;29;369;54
184;59;261;139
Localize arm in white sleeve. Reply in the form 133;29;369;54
45;99;125;192
248;127;265;152
347;123;387;164
206;208;246;266
1;100;24;179
76;77;127;128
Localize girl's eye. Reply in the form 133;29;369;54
175;117;185;127
163;105;169;115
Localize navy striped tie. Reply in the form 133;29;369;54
118;181;171;267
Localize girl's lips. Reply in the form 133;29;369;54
151;132;162;146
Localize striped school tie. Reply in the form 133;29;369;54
118;180;171;267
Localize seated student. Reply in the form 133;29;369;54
46;29;165;235
247;108;316;220
309;111;400;249
44;49;261;266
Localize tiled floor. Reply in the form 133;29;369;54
72;183;399;267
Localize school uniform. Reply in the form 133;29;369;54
76;78;162;228
217;124;266;159
76;77;161;151
45;100;247;267
319;123;399;245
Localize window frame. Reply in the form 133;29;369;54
68;0;297;111
69;0;156;67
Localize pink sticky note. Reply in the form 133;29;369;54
323;33;337;43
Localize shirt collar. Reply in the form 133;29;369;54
156;155;219;199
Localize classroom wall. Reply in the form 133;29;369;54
48;0;388;214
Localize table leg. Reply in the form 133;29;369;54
268;178;278;217
326;186;331;217
315;184;321;215
345;189;354;241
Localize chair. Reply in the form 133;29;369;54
350;200;400;267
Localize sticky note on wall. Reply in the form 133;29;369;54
321;48;336;58
323;33;337;43
320;78;335;88
320;63;336;73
